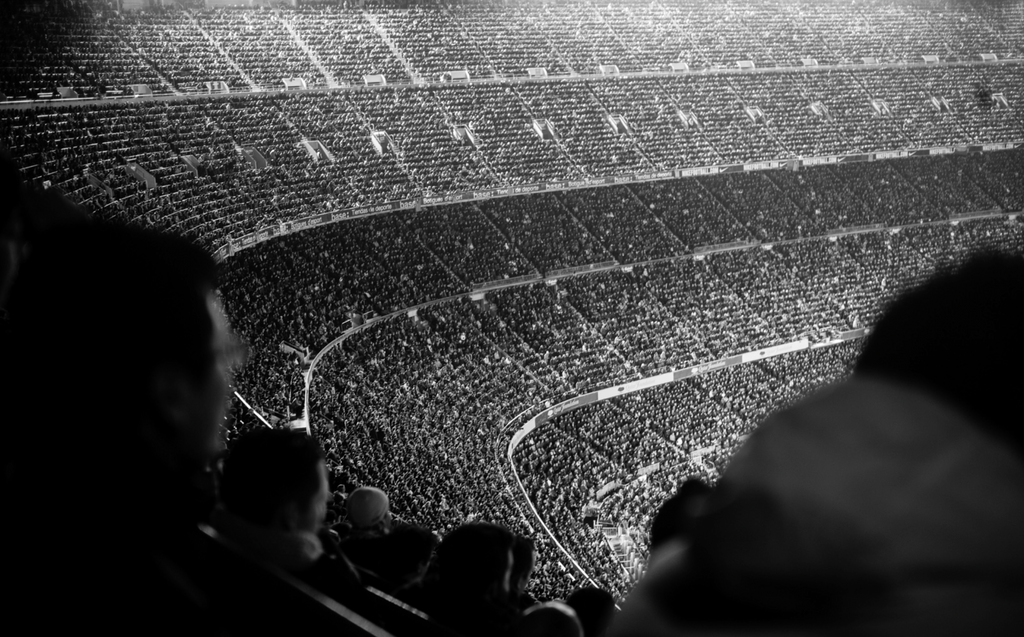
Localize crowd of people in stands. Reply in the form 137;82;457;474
6;6;1024;630
3;3;1024;633
211;161;1023;430
3;78;1022;255
9;208;1021;634
2;0;1022;100
212;213;1021;601
4;158;1022;632
518;341;862;580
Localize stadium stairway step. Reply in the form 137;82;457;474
344;97;425;191
653;0;712;68
407;223;470;288
622;184;689;251
470;203;544;276
362;11;422;84
534;8;578;75
438;4;501;79
551;192;619;262
694;180;760;244
115;35;182;96
277;15;341;89
188;13;260;92
589;4;644;71
582;82;659;171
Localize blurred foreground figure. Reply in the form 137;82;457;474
610;254;1024;637
566;587;616;637
4;223;237;632
400;521;521;636
515;601;584;637
509;535;539;610
0;147;88;308
855;253;1024;454
215;428;362;601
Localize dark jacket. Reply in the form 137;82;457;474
210;507;362;603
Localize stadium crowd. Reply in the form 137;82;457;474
218;217;1021;601
517;342;862;577
2;0;1022;99
2;65;1021;254
3;2;1024;634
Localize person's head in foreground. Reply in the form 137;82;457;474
8;222;236;473
566;587;616;637
610;253;1024;636
4;222;240;629
855;252;1024;455
216;428;331;563
436;522;516;601
510;534;538;605
345;485;393;536
649;479;711;554
516;601;584;637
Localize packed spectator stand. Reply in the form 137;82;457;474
2;71;1022;254
2;1;1023;96
285;219;1020;600
4;0;1024;633
218;199;1022;599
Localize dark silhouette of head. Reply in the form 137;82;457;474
515;601;584;637
436;522;515;601
4;222;238;631
566;587;616;637
386;524;438;583
220;428;329;534
649;479;711;551
345;485;392;535
7;222;233;472
510;535;537;598
0;147;86;308
856;252;1024;454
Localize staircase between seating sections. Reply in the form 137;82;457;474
362;11;422;84
532;9;578;76
582;82;659;172
427;93;508;187
652;0;711;68
469;203;544;276
115;34;182;96
507;84;589;178
694;179;760;244
598;516;645;583
186;11;260;91
551;192;618;262
623;184;688;249
346;100;427;194
587;1;645;71
277;15;341;89
438;4;502;79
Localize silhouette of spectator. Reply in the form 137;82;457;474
0;147;86;308
401;522;520;637
339;485;435;592
856;253;1024;455
366;523;439;592
648;479;710;554
214;428;362;602
566;587;616;637
609;253;1024;636
515;601;584;637
4;222;238;632
345;485;394;537
0;148;22;307
510;535;539;610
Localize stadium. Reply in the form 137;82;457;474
2;0;1023;634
